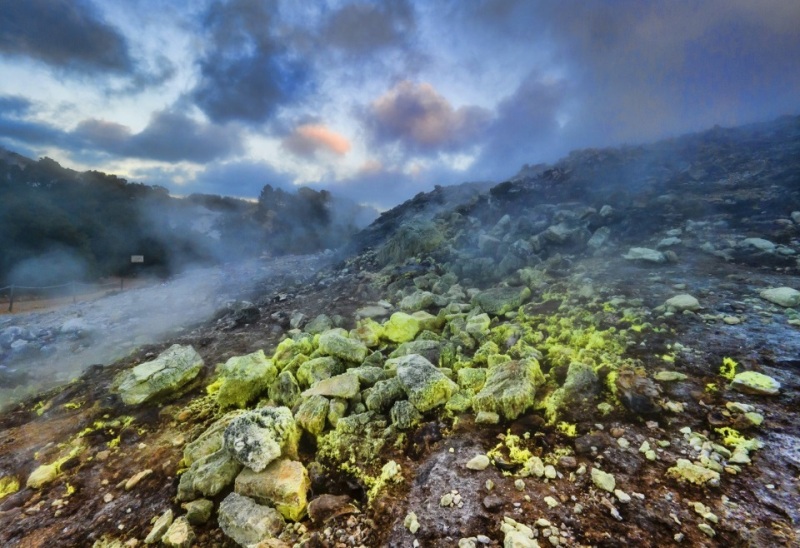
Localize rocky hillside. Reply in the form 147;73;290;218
0;115;799;547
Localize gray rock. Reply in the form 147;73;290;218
305;314;333;335
215;350;277;409
792;211;800;224
657;237;682;248
473;359;544;420
268;370;301;408
588;227;611;250
623;247;666;263
223;406;299;472
296;356;344;387
471;286;532;315
394;354;458;412
144;509;173;544
307;494;360;524
730;371;781;396
364;377;406;412
317;331;368;363
545;362;601;422
389;339;441;365
183;499;213;525
348;365;387;386
741;238;776;252
116;344;203;405
400;291;437;312
664;294;701;312
218;492;285;546
390;399;422;430
759;287;800;308
177;448;242;501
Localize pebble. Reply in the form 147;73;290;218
466;455;490;471
614;489;631;504
698;523;716;537
514;479;526;491
544;496;559;508
544;465;557;479
103;493;114;503
124;469;152;491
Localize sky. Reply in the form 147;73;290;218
0;0;799;210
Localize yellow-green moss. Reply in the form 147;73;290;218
556;422;578;437
0;476;20;499
719;357;738;380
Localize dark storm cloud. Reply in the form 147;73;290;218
0;95;32;116
0;107;242;163
323;0;415;54
192;0;312;125
0;0;133;74
363;81;491;155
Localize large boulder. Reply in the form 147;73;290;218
393;354;458;412
317;331;368;363
117;345;204;405
218;492;285;546
472;359;544;420
471;286;531;315
216;350;278;409
235;459;310;521
224;407;299;472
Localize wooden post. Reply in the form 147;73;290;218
7;285;13;312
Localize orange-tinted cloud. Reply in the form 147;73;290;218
365;81;491;153
282;124;351;157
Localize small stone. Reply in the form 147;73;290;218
723;316;741;325
730;371;781;396
26;464;59;489
654;371;688;382
544;465;557;479
103;493;114;503
183;499;213;525
125;469;153;491
614;489;631;504
404;511;420;534
617;438;630;449
698;523;716;537
514;479;526;491
144;509;173;544
466;455;491;471
665;294;701;312
475;411;500;424
440;493;454;507
162;516;195;548
591;468;616;492
544;496;559;508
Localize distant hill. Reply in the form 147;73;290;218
0;150;376;286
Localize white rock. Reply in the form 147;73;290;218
665;294;701;312
466;454;491;471
623;247;666;263
741;238;775;252
759;287;800;308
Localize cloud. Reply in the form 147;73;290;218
0;105;242;163
191;0;312;125
282;124;351;158
0;95;32;116
0;0;133;74
323;0;415;54
364;81;491;154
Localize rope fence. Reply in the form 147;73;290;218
1;279;124;312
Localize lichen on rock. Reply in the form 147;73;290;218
223;406;299;472
215;350;277;409
116;344;204;406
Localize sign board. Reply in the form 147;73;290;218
131;255;144;263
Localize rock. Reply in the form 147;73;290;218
383;312;421;343
664;294;701;312
400;291;437;312
475;410;500;424
355;305;391;319
792;211;800;224
116;344;203;405
235;459;309;521
307;494;360;524
224;407;299;472
457;367;487;394
466;455;490;471
730;371;781;395
615;369;661;415
317;331;368;363
588;226;611;250
125;468;153;490
289;311;306;329
183;411;242;466
302;373;360;399
364;377;405;413
654;371;688;382
390;399;422;430
177;449;242;501
471;286;531;315
144;508;173;544
545;362;600;421
742;238;776;252
666;459;720;486
348;365;387;386
268;371;301;408
623;247;666;263
500;517;537;547
465;313;492;339
591;468;616;492
218;492;285;547
216;350;278;409
404;511;421;533
614;489;631;504
389;339;441;365
394;354;458;412
296;357;344;387
350;319;384;347
305;314;333;335
657;237;682;248
183;499;213;525
162;516;195;548
759;287;800;308
296;395;330;436
26;463;58;489
473;359;544;420
482;494;504;512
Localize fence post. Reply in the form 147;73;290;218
7;285;13;312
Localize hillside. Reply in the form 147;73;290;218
0;151;375;287
0;116;799;547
